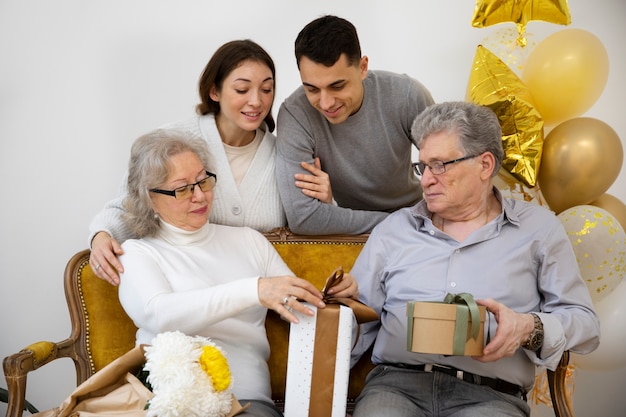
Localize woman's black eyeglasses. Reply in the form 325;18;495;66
150;171;217;199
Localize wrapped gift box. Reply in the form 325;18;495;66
406;294;487;356
284;303;354;417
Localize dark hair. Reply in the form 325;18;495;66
411;101;504;177
196;40;276;132
295;15;361;68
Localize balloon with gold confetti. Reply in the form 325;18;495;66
481;27;538;76
466;45;544;188
558;205;626;303
472;0;571;46
590;193;626;232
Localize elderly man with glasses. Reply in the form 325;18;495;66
349;101;600;417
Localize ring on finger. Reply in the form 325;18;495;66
282;296;291;305
95;264;101;271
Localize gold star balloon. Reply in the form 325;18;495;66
472;0;571;46
466;45;544;188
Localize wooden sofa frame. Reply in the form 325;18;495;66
3;228;573;417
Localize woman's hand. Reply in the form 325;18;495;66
295;157;333;204
326;272;359;299
258;276;326;324
89;231;124;286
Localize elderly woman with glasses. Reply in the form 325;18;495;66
117;128;356;417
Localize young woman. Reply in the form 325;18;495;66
88;40;332;285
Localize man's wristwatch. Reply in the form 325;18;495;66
522;313;544;351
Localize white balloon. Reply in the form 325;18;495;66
480;27;538;77
558;205;626;303
571;281;626;371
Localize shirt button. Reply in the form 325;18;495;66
455;249;460;254
429;230;435;235
450;282;457;288
232;206;241;215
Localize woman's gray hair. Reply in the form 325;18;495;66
411;101;504;177
122;128;212;238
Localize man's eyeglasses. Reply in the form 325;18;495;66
150;171;217;199
412;155;479;176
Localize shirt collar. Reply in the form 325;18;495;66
410;187;520;227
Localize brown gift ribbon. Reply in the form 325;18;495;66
308;267;378;417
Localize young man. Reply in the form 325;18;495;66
276;15;434;235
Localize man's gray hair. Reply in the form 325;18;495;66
411;101;504;177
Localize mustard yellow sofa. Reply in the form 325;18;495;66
2;228;572;417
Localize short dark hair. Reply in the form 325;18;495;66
196;39;276;132
295;15;361;68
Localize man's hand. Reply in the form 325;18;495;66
295;157;333;204
473;298;535;362
89;231;124;285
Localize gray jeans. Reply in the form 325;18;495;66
352;365;530;417
239;399;283;417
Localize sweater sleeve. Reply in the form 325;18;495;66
118;240;262;337
87;174;136;246
275;100;389;235
118;227;293;338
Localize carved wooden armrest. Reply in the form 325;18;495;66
3;338;79;417
546;351;573;417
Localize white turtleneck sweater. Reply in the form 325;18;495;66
118;221;292;403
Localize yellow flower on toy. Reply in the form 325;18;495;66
200;345;232;392
144;331;233;417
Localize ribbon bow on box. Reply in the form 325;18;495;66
321;267;379;323
307;267;378;417
443;293;483;356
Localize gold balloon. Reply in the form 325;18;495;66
558;205;626;304
472;0;571;45
538;118;623;214
522;29;609;126
467;45;544;187
590;193;626;232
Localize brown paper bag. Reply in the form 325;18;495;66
32;345;151;417
32;345;249;417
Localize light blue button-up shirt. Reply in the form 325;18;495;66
351;188;600;390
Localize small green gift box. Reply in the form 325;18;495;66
406;293;486;356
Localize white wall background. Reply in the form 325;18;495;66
1;1;624;416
